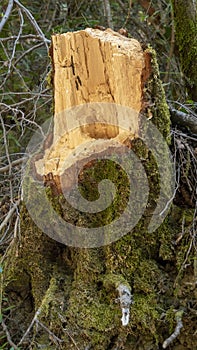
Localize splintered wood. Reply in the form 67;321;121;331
36;28;148;184
52;28;144;112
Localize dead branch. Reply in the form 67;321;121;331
122;0;133;28
138;0;156;17
116;0;151;36
163;310;184;348
169;106;197;134
0;34;45;42
103;0;113;29
1;319;18;350
164;9;175;84
0;7;24;89
18;306;62;347
59;314;80;350
0;157;26;174
14;42;45;67
18;308;41;345
14;0;50;46
0;0;14;32
0;115;14;201
0;199;20;233
36;320;62;344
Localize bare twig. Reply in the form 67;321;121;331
18;307;62;346
0;114;12;177
1;319;18;350
18;278;58;346
138;0;156;16
0;90;50;97
64;329;80;350
14;42;44;66
163;310;184;348
0;115;14;201
116;0;151;36
173;129;197;142
123;0;133;28
169;100;197;117
36;320;62;344
0;7;24;89
47;1;59;32
159;166;179;217
0;34;45;42
14;0;50;46
18;308;41;345
0;39;29;90
9;8;24;69
0;157;26;174
174;229;196;287
59;313;80;350
0;199;20;233
164;6;175;84
13;214;20;239
103;0;113;29
0;0;14;32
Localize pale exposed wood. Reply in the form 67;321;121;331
36;28;147;180
52;28;144;112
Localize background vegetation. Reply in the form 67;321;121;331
0;0;196;349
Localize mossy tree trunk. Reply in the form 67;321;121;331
2;29;197;350
171;0;197;100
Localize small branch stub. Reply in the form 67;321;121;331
117;284;133;326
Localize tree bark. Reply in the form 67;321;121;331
171;0;197;100
3;28;197;350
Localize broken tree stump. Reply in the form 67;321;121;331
8;28;197;350
36;28;150;187
24;27;172;248
28;28;154;247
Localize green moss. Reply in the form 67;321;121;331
134;260;163;294
3;204;61;309
38;277;57;317
61;279;118;348
45;69;53;89
67;292;117;332
46;187;64;215
103;273;131;291
132;293;159;335
144;47;171;141
4;196;195;349
171;0;197;98
56;159;130;230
